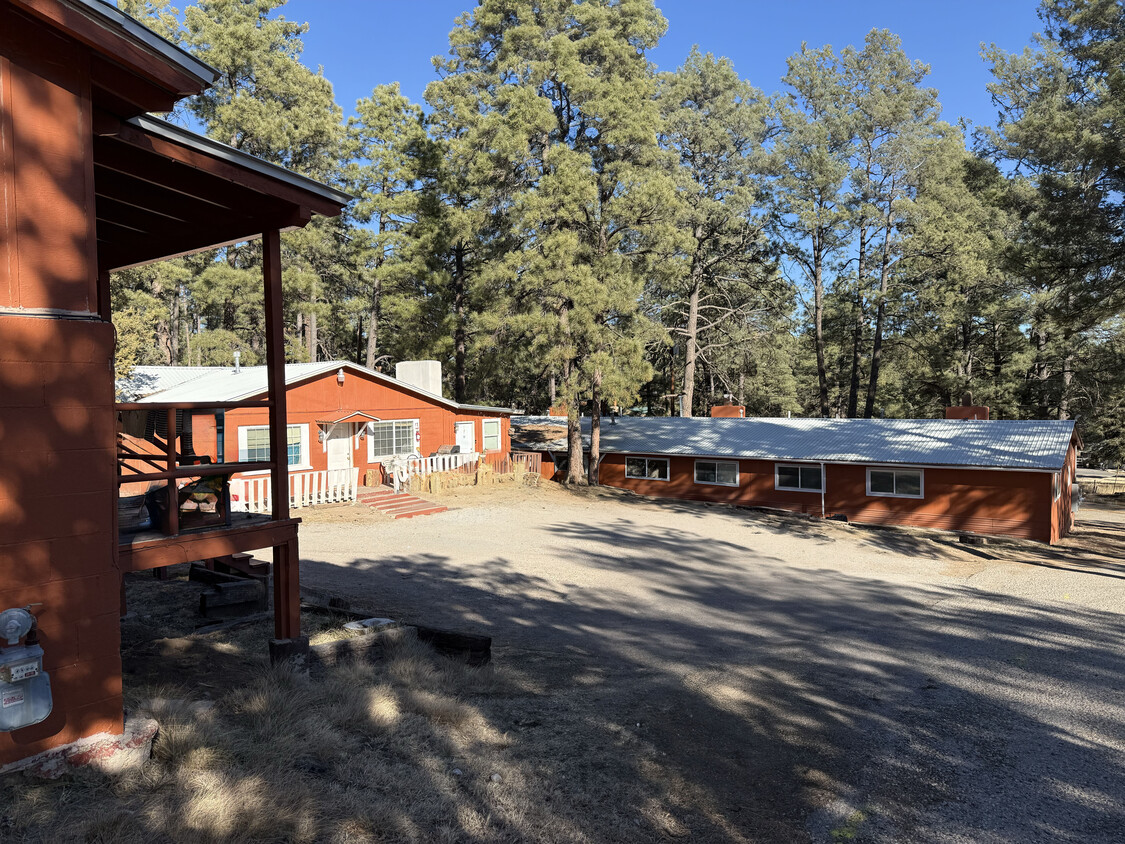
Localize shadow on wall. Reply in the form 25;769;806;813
0;311;121;760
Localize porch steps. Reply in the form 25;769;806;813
356;487;447;519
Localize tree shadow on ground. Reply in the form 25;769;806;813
294;517;1125;843
8;515;1122;843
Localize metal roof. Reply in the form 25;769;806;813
78;0;219;86
120;361;516;415
511;416;1078;471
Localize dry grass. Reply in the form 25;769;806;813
3;626;543;844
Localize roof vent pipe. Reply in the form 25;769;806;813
233;350;241;374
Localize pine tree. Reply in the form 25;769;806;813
656;48;780;416
429;0;673;482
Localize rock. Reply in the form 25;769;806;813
490;773;502;783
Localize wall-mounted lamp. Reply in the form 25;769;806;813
318;429;327;443
337;368;345;386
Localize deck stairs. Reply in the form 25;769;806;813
357;486;448;519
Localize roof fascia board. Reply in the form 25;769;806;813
211;361;512;414
19;0;217;90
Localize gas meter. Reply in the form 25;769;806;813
0;607;53;732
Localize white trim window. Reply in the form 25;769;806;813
775;463;823;492
238;424;310;470
695;460;739;487
482;418;502;452
1052;471;1061;501
625;456;670;481
366;419;418;462
867;467;924;499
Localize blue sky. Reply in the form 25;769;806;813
287;0;1045;130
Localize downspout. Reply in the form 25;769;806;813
820;462;826;518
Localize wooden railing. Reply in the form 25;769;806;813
117;402;278;538
484;450;543;476
232;468;360;514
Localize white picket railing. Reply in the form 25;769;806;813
388;452;478;493
231;467;360;514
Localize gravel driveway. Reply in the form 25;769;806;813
298;485;1125;843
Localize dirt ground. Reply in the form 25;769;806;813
295;483;1125;843
4;485;1123;843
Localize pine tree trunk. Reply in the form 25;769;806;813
1058;349;1073;420
1035;325;1050;418
308;309;317;362
560;304;585;485
682;237;703;417
453;244;467;404
847;224;869;418
862;226;893;418
590;374;601;486
813;242;830;417
365;280;381;369
549;374;556;406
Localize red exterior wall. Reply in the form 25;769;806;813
945;406;990;421
221;368;511;482
710;406;746;418
0;22;121;766
570;452;1061;543
1051;438;1079;543
0;8;99;314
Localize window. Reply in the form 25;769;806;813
695;460;739;487
866;467;924;499
238;424;308;468
482;418;502;452
366;420;417;461
625;456;669;481
775;463;823;491
1052;472;1061;501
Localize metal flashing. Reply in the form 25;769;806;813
73;0;218;86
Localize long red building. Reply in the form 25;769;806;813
514;416;1080;544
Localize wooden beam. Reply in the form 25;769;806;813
263;227;300;640
273;537;301;639
263;228;288;523
118;518;300;572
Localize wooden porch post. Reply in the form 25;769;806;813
263;228;300;640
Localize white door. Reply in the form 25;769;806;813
455;421;475;454
326;424;352;471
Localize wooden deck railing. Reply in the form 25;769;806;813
116;401;280;539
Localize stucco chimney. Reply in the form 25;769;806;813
395;360;443;397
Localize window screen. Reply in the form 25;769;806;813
776;464;822;491
867;468;923;498
625;457;669;480
695;461;738;486
242;425;302;465
368;420;415;458
482;419;501;451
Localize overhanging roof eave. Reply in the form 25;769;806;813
128;115;355;209
69;0;218;87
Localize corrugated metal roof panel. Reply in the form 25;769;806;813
119;361;516;415
511;416;1076;471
